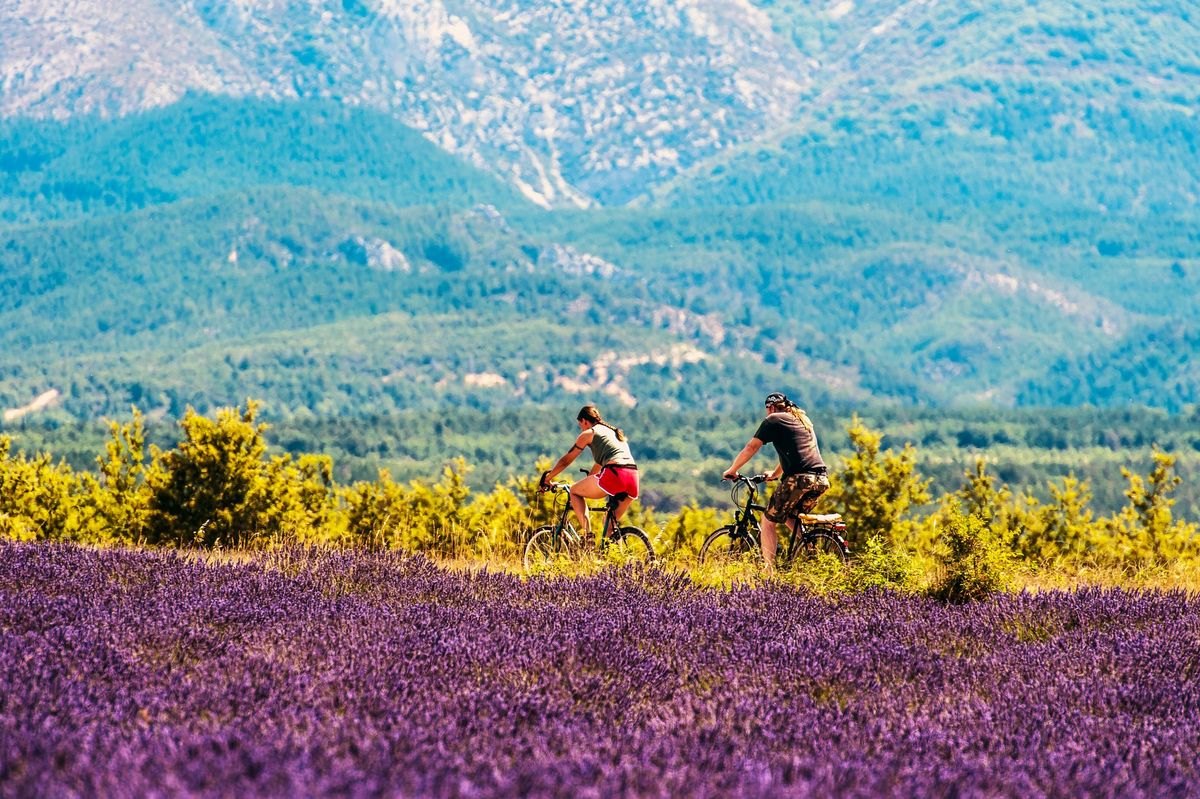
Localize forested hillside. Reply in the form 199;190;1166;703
2;93;1196;419
2;1;1198;484
654;0;1200;406
0;95;525;226
0;99;819;419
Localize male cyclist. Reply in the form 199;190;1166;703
723;392;829;571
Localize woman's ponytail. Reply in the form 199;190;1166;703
577;404;625;441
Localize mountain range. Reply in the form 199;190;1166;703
1;0;1198;425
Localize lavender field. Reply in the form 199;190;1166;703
2;543;1198;798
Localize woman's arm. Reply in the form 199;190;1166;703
545;429;593;483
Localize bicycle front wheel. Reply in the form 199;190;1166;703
524;525;578;571
797;531;848;565
698;525;758;566
607;525;655;563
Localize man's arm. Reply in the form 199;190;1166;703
723;438;764;480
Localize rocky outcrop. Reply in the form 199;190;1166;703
1;0;809;207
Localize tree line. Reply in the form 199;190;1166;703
10;402;1198;516
3;402;1196;600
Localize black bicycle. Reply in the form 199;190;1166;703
524;478;655;570
698;474;849;567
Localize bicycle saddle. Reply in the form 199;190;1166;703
795;513;843;524
606;492;630;508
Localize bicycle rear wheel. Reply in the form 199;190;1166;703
698;524;758;566
797;530;848;565
605;525;655;562
524;525;578;571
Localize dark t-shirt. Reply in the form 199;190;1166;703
753;412;825;476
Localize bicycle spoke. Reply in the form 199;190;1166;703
606;526;655;563
798;531;848;566
523;525;581;571
699;525;758;566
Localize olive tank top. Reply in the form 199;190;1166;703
587;425;635;467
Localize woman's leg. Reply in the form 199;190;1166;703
604;470;638;532
569;475;607;535
613;495;634;522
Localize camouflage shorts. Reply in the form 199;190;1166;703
764;472;830;523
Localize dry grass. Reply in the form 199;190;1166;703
126;541;1200;597
1011;561;1200;594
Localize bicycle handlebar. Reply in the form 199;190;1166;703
723;473;768;485
536;467;593;494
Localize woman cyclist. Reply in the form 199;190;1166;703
539;405;639;538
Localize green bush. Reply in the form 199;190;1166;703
824;416;931;548
0;436;85;542
849;535;918;592
145;401;337;548
78;410;154;544
342;458;534;558
931;504;1014;603
1094;448;1199;566
659;503;721;559
1016;474;1100;563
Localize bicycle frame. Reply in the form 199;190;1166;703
722;475;847;561
780;516;840;562
730;478;765;544
541;482;624;548
525;479;654;570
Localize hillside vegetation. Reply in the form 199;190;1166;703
2;3;1199;501
2;78;1196;420
657;0;1200;405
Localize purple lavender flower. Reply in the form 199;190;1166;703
1;542;1197;798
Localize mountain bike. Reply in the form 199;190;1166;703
523;478;655;570
698;474;849;567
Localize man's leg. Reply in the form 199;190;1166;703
760;517;780;572
783;515;797;548
761;473;803;573
781;477;828;560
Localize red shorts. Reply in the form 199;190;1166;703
597;465;639;499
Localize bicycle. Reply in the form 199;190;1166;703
698;474;849;567
523;475;656;570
